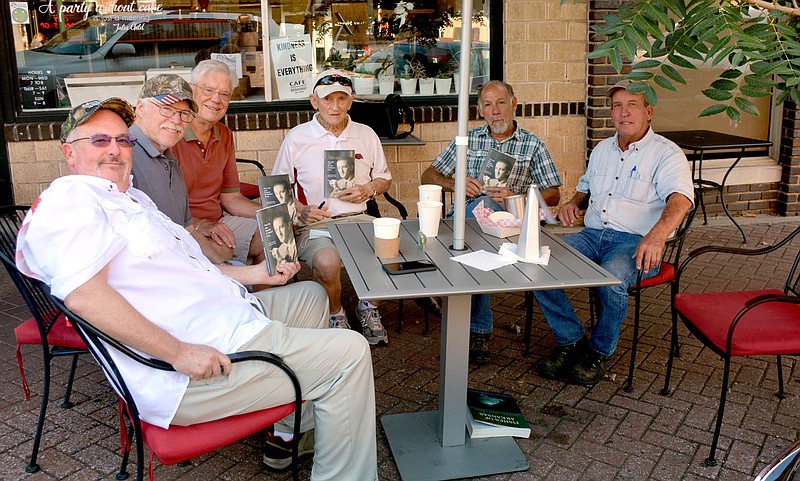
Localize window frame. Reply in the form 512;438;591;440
0;1;503;124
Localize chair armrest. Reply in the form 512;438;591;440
383;192;408;220
676;226;800;285
744;293;800;308
235;158;267;176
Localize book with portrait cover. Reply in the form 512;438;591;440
256;203;298;276
465;388;530;439
324;149;356;198
479;148;517;189
257;174;297;224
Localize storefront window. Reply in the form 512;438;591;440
10;0;491;112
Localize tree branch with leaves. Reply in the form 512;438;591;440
586;0;800;121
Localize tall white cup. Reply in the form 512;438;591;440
373;218;401;258
417;201;443;237
418;184;443;203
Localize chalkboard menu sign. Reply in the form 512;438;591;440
19;67;56;109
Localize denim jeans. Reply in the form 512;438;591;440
447;195;506;334
532;228;659;357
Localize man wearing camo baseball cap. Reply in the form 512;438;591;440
129;74;210;251
57;97;136;193
60;97;135;143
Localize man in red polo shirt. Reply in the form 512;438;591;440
172;59;263;265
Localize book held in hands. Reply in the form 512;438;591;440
465;388;530;439
479;148;517;189
257;174;297;224
324;150;356;198
256;203;298;276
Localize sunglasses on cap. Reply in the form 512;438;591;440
314;74;353;90
67;133;136;148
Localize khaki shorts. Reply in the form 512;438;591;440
295;214;375;270
220;214;258;263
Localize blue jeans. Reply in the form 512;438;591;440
448;196;506;334
532;228;659;357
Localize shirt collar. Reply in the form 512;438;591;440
130;124;164;159
182;123;221;143
310;113;356;139
614;126;654;152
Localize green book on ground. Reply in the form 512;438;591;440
465;388;531;439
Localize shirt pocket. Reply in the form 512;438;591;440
114;211;179;258
622;171;654;203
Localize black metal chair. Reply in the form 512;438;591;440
663;226;800;467
0;254;303;481
0;205;89;474
523;193;698;392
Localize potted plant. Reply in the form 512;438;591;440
351;73;375;95
399;59;425;95
434;67;453;95
375;57;395;95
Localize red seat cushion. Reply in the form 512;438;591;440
14;313;87;399
141;403;296;466
674;289;800;356
14;313;86;349
637;263;674;289
240;182;260;200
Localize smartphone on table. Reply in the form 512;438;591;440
382;260;437;275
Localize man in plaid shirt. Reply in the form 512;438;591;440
421;80;562;364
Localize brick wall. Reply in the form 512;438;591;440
585;0;790;217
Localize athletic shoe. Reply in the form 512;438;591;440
356;306;389;345
263;428;315;470
329;311;351;329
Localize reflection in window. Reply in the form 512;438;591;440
12;0;491;111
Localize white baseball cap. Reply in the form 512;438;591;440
313;69;353;98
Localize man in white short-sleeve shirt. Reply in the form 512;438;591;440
272;69;393;345
16;98;378;479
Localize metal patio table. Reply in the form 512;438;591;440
328;219;620;481
660;130;772;244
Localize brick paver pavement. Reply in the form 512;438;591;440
1;216;799;480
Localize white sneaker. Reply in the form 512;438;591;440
329;311;351;329
356;306;388;345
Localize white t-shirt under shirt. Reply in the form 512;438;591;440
16;175;268;428
272;114;392;218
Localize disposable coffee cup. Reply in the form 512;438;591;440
373;218;401;258
503;194;526;219
419;184;443;203
417;200;443;237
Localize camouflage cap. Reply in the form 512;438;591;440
60;97;135;143
139;74;198;113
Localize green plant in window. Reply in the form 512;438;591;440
375;57;395;77
322;49;355;72
400;59;427;79
580;0;800;121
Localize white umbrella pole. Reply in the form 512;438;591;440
451;0;473;251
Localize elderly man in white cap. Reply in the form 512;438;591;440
272;69;393;345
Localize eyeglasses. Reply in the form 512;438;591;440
67;134;136;148
194;84;232;100
313;74;353;90
153;103;196;123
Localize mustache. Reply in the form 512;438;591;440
99;155;126;165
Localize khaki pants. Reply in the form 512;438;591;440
174;281;378;480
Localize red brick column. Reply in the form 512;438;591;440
779;101;800;216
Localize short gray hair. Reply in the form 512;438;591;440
192;59;237;93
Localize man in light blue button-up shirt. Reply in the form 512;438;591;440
535;80;694;387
